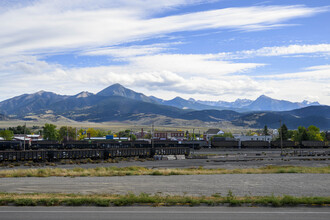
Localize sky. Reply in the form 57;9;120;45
0;0;329;104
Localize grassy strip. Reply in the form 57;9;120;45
0;192;329;207
0;165;329;178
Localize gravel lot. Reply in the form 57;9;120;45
0;174;329;197
1;156;329;171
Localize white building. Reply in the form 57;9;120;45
234;134;272;142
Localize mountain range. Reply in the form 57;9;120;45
0;84;328;129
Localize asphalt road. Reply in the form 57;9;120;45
1;174;329;196
0;207;329;220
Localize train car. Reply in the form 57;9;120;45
301;141;326;148
153;140;178;147
47;149;104;161
152;147;190;156
105;148;150;158
30;141;63;150
179;141;207;149
0;150;47;162
211;139;239;148
131;140;150;148
270;140;296;148
241;140;270;148
0;141;22;151
64;141;98;149
96;140;131;148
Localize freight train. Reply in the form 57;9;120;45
211;139;329;148
0;140;190;162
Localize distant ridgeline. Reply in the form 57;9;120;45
0;84;328;129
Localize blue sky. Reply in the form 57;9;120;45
0;0;329;104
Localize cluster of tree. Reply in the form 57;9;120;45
279;124;326;142
117;130;136;141
43;124;113;141
8;125;31;134
0;124;40;140
211;132;234;140
248;125;270;136
0;129;14;140
76;128;112;141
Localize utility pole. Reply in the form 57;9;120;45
151;123;154;149
23;122;26;151
280;120;283;156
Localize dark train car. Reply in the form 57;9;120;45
105;148;150;158
97;140;150;148
131;140;150;148
153;140;178;147
270;140;296;148
241;140;270;148
211;138;239;148
152;147;190;156
0;150;47;162
30;141;63;150
301;141;326;148
0;141;22;151
47;149;104;161
64;141;97;149
179;141;207;149
96;140;131;148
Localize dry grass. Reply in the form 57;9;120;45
0;165;329;178
0;192;329;207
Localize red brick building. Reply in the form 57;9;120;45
154;131;185;140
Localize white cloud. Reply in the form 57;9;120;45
0;1;329;105
0;54;329;105
0;52;266;101
253;65;330;104
256;64;330;81
237;44;330;58
0;2;326;56
258;79;329;105
82;43;179;57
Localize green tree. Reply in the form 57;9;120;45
86;128;98;138
0;129;14;140
246;130;257;136
118;130;131;137
144;133;152;139
130;134;137;141
292;126;308;142
95;129;107;137
279;124;289;141
263;125;269;135
78;129;87;140
211;132;234;140
43;123;58;141
306;125;323;141
320;131;326;142
58;126;76;142
8;125;31;134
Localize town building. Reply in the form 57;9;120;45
234;134;272;142
153;130;185;140
205;129;224;141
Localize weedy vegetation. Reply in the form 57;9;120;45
0;165;329;178
0;192;329;207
